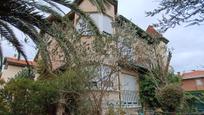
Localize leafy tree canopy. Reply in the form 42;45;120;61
147;0;204;32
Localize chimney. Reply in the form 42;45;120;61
146;25;162;39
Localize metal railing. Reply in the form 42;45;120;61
121;90;140;108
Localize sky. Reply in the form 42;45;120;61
2;0;204;72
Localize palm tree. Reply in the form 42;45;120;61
0;0;114;69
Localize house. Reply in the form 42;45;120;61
181;70;204;112
182;70;204;91
36;0;168;114
1;57;35;82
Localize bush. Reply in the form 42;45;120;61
1;78;57;115
139;73;161;108
157;84;184;112
0;68;91;115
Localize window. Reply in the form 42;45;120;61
76;19;93;35
98;65;114;90
90;65;115;90
121;74;139;108
76;13;113;35
101;14;113;33
121;74;137;91
99;65;112;79
117;39;133;59
121;90;139;108
196;79;203;86
89;13;113;34
122;46;133;57
89;81;98;89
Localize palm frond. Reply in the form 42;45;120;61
38;0;66;15
0;20;28;64
0;16;39;43
0;0;111;71
0;17;53;70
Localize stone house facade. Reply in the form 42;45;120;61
36;0;168;114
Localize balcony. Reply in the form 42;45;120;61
105;90;141;109
121;90;140;108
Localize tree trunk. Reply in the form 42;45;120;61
56;102;65;115
56;93;65;115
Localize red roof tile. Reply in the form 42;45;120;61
182;70;204;79
4;57;36;67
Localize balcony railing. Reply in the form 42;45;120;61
121;90;140;108
105;90;141;108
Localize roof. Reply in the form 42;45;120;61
116;15;155;44
4;57;36;67
182;70;204;80
146;25;169;44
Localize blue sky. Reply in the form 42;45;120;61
2;0;204;72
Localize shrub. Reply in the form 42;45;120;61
157;84;184;112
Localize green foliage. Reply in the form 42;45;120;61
1;78;57;115
36;59;55;80
140;68;204;113
139;70;184;111
0;95;9;114
0;68;92;115
105;106;116;115
166;73;181;84
157;84;184;112
147;0;204;32
117;108;126;115
0;0;110;64
139;73;160;108
183;91;204;112
14;68;35;79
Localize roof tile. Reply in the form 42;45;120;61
4;57;36;67
182;70;204;79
